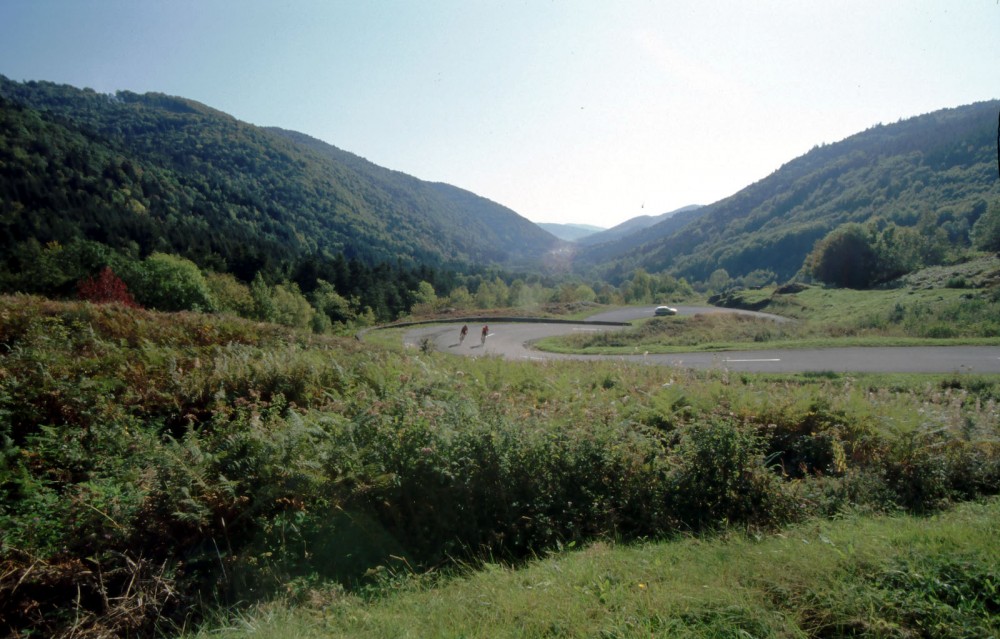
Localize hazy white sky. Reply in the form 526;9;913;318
1;1;998;228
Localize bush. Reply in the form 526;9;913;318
124;252;217;312
668;419;790;530
807;221;941;288
971;199;1000;253
807;223;879;288
205;271;254;316
884;429;1000;513
77;266;140;308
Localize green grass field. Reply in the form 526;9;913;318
189;498;1000;638
538;271;1000;355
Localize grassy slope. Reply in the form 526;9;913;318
4;296;999;637
192;498;1000;638
538;257;1000;354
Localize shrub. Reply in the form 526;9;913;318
807;223;879;288
668;419;790;530
4;297;1000;637
883;429;1000;513
205;271;254;316
923;323;957;338
945;276;968;288
124;253;217;312
971;199;1000;253
271;282;315;330
77;265;141;308
756;399;872;479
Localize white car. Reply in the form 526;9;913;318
654;305;677;316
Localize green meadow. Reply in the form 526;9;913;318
538;266;1000;354
189;499;1000;639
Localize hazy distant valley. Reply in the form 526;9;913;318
3;75;996;307
3;74;1000;638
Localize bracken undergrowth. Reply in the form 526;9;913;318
2;295;999;637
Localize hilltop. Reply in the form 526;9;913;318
0;76;561;279
577;100;1000;285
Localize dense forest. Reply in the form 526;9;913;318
2;75;998;323
0;76;565;322
579;100;1000;287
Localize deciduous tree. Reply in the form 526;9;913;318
77;266;140;307
126;252;217;312
807;223;878;288
971;200;1000;253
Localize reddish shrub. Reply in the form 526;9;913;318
77;267;141;308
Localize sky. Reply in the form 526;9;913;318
1;1;998;229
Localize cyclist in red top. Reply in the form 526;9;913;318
481;325;489;345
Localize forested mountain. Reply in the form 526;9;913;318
0;76;561;283
536;222;604;242
576;204;704;247
267;127;562;266
579;101;1000;284
3;74;997;309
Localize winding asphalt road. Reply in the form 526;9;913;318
402;306;1000;374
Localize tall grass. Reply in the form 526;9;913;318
186;498;1000;639
2;295;999;637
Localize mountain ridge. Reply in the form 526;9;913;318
0;76;562;279
536;222;605;242
577;100;1000;283
576;204;704;247
2;75;997;292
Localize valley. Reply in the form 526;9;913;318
1;74;998;638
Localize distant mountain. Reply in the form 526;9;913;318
0;76;561;281
576;205;703;247
578;100;1000;283
536;222;605;242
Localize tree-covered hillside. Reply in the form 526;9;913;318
267;127;562;268
580;100;1000;285
0;76;561;282
575;204;703;247
575;205;707;263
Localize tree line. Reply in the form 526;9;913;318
0;234;708;330
806;200;1000;288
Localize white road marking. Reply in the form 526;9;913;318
725;358;781;362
